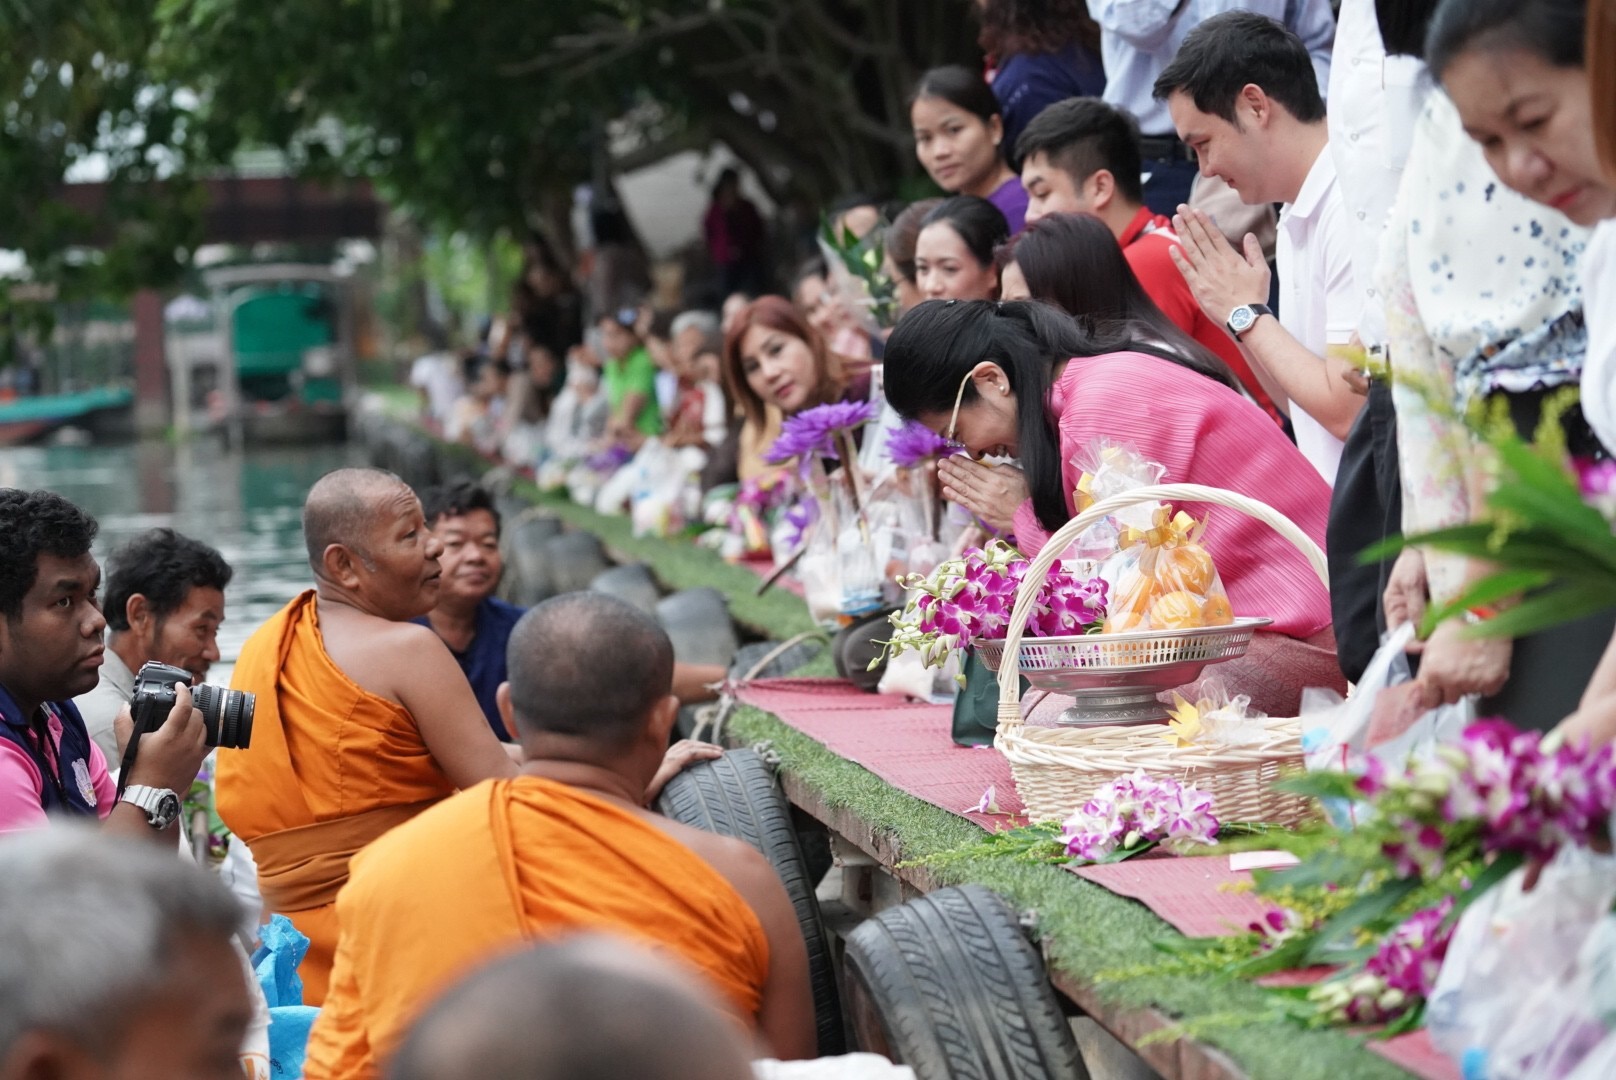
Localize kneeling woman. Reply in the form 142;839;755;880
883;299;1342;714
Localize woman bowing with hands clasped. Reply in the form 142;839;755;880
882;298;1342;715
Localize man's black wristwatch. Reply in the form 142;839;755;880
1225;303;1274;341
120;784;182;830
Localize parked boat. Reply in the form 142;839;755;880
0;386;134;446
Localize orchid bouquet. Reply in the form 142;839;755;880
1140;719;1616;1036
876;539;1109;670
913;771;1227;873
723;473;796;556
1059;770;1220;863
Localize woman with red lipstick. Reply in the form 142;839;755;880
719;296;871;481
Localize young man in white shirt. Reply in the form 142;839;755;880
1086;0;1337;216
1153;10;1365;486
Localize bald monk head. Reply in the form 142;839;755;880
388;933;754;1080
303;468;445;621
499;592;678;783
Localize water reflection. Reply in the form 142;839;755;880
0;440;363;683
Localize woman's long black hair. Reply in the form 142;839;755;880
883;299;1192;533
999;212;1237;391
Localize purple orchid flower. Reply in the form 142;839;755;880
764;400;879;465
885;420;964;469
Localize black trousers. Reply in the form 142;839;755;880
1328;381;1402;685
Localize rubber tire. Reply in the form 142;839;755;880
589;563;662;615
832;609;899;693
729;639;824;681
656;749;845;1057
843;885;1088;1080
541;531;610;594
656;587;740;668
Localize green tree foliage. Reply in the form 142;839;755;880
0;0;206;307
2;0;978;298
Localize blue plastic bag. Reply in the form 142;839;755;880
251;916;319;1080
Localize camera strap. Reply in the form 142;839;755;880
114;710;161;801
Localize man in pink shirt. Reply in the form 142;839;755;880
0;489;209;837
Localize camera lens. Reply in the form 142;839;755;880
191;683;255;750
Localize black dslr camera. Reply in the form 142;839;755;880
128;661;255;752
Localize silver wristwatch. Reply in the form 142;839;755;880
121;785;182;830
1225;302;1274;340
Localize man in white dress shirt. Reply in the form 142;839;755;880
1153;10;1365;486
1086;0;1336;215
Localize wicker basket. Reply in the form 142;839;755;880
994;483;1328;827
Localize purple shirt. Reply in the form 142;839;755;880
988;176;1029;235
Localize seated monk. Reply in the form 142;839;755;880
303;592;815;1078
217;469;715;1003
387;934;756;1080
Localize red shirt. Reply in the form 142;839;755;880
1118;207;1283;423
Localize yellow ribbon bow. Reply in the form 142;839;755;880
1119;505;1205;551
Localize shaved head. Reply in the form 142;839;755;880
302;468;410;572
388;935;753;1080
506;592;674;747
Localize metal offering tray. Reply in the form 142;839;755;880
974;617;1272;726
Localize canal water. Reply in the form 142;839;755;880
0;440;364;684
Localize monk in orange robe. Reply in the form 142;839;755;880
388;935;756;1080
217;468;525;1004
303;593;815;1079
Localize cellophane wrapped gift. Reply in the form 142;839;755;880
1065;439;1165;561
1100;505;1234;633
1064;440;1233;634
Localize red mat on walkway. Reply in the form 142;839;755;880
740;677;1457;1080
733;678;1025;828
1372;1032;1461;1080
1071;854;1278;938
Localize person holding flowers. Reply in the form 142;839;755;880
882;298;1340;714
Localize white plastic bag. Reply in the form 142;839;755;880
1427;847;1616;1079
1566;1030;1616;1080
1302;623;1473;773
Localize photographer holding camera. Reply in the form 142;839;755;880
74;527;232;764
0;490;211;839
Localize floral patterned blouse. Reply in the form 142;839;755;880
1380;92;1589;604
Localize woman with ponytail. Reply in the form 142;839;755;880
882;299;1341;714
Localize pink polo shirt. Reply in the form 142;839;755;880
0;705;116;832
1012;352;1334;639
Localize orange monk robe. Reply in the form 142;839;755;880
216;590;455;1005
303;777;771;1080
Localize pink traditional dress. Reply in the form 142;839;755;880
1011;351;1342;716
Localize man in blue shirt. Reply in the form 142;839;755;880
416;482;731;741
413;483;525;740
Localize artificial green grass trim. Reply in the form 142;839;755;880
729;703;1408;1080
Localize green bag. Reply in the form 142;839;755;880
951;650;1026;747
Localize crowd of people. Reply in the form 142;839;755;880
5;0;1616;1076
